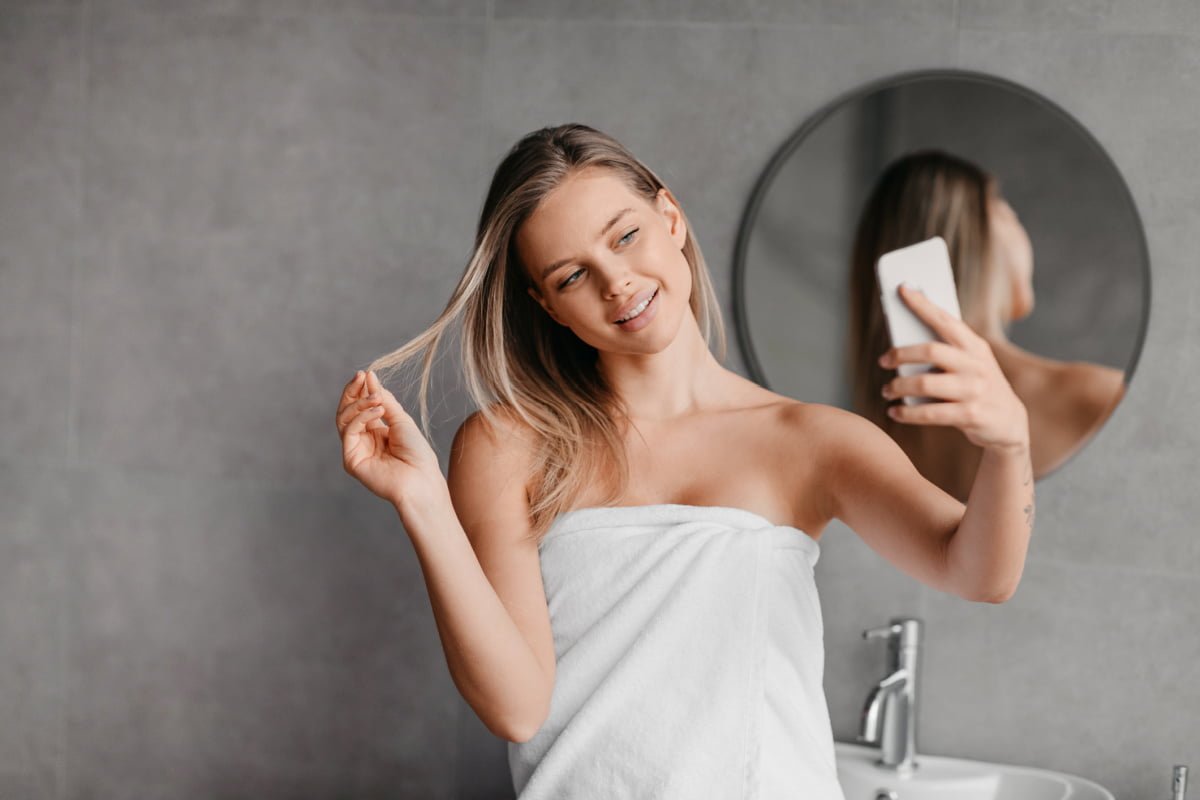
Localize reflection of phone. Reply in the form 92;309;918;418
876;236;963;407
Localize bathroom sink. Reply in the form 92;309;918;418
834;740;1115;800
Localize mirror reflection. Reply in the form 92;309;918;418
735;70;1149;500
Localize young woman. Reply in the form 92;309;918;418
847;149;1126;501
334;124;1034;798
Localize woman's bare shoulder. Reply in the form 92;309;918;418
770;395;865;436
456;404;540;450
1056;361;1125;413
1020;359;1126;442
762;396;887;466
450;405;541;495
762;398;917;534
769;399;908;481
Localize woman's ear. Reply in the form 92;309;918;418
656;188;687;248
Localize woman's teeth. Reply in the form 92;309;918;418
617;289;656;323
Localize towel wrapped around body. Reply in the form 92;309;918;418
508;503;846;799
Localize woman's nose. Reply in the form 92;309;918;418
600;263;635;298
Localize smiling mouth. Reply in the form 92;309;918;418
614;288;658;324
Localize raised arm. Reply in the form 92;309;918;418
820;405;1028;603
819;406;968;598
825;282;1035;603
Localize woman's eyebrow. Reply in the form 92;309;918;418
539;207;635;281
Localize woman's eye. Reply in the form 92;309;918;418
557;230;638;289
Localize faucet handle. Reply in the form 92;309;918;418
863;623;903;640
863;617;924;649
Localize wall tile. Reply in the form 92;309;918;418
62;467;459;797
0;464;69;800
0;11;81;470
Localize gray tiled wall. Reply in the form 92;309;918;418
1;2;1194;798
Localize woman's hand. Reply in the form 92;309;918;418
878;284;1030;453
336;369;447;511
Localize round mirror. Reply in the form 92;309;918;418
733;69;1149;501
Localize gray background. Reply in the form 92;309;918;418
2;1;1196;799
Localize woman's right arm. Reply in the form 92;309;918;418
337;371;554;743
397;409;555;744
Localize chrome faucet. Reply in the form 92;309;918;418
858;617;923;775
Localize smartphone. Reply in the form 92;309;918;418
875;235;963;407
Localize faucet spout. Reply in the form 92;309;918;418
858;668;908;745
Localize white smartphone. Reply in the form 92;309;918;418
875;235;963;407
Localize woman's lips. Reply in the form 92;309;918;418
614;287;660;332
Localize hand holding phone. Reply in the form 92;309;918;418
876;236;963;406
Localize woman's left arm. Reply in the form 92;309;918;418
880;283;1034;603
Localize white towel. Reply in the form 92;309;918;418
508;503;846;799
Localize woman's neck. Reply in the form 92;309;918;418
597;311;729;422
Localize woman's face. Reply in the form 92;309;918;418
517;166;692;354
988;192;1035;320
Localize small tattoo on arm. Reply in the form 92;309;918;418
1021;450;1034;529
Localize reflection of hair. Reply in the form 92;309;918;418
847;149;1008;434
366;123;726;543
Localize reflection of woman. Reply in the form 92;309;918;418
333;126;1033;797
848;149;1125;502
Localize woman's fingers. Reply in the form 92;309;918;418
371;390;441;471
885;399;967;426
879;340;973;372
362;371;396;432
343;404;386;451
337;393;384;435
336;370;395;434
897;284;977;350
336;370;368;423
883;371;980;403
374;390;421;436
366;369;384;397
337;370;417;448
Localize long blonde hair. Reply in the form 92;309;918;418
366;123;727;543
847;149;1009;437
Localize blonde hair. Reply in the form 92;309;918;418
846;149;1010;437
366;123;727;543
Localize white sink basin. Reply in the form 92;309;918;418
834;740;1115;799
